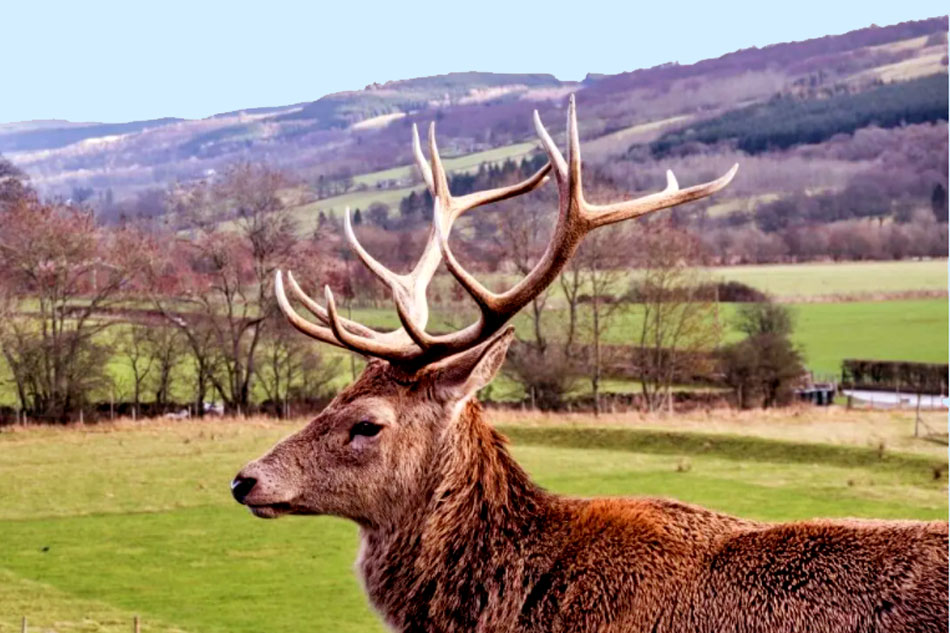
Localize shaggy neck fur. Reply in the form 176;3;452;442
358;399;551;632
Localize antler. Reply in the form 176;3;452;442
275;122;551;363
277;95;737;366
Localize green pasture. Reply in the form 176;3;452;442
1;416;945;632
348;297;949;378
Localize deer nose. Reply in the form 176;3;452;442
230;476;257;504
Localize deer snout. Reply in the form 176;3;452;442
230;475;257;504
230;458;299;518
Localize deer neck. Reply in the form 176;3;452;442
357;398;549;630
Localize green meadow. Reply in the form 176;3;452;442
1;412;946;632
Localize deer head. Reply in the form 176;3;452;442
231;96;736;526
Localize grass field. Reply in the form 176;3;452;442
351;297;948;377
710;260;948;299
1;410;946;632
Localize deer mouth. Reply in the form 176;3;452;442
247;502;294;519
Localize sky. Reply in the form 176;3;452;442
2;0;947;124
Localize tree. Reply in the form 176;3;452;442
154;163;300;415
255;320;340;417
147;324;185;410
117;324;157;418
734;301;793;338
630;222;720;413
0;197;138;421
367;202;390;228
576;229;632;415
0;154;32;209
932;183;948;223
720;302;805;409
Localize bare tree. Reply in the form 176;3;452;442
575;228;632;414
255;321;341;417
146;324;185;410
0;196;138;421
631;221;720;413
157;163;300;415
116;324;157;418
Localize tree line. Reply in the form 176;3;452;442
0;158;342;423
0;151;809;423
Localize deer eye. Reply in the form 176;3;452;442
349;420;382;441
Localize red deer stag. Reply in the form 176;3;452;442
232;96;948;632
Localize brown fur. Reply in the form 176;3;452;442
235;345;948;632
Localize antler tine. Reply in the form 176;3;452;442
343;207;411;292
454;162;551;214
285;271;378;338
425;121;552;220
426;95;737;357
275;271;346;350
427;122;451;202
533;109;568;186
583;163;738;227
567;95;584;205
411;123;434;191
323;285;418;362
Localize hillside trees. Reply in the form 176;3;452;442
649;74;949;157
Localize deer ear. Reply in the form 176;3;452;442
435;327;515;402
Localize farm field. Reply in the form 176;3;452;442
709;260;948;299
1;411;946;632
473;259;948;301
351;297;949;377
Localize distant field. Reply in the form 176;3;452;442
1;411;945;632
289;140;540;233
473;259;948;301
788;299;948;376
350;297;948;377
711;260;948;299
352;141;538;188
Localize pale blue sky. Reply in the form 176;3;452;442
2;1;946;124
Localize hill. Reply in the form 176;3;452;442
3;16;945;206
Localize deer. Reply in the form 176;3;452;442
231;96;948;633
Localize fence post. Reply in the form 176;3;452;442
915;392;922;437
134;615;140;633
21;616;26;633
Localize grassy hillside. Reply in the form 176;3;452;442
0;411;945;632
